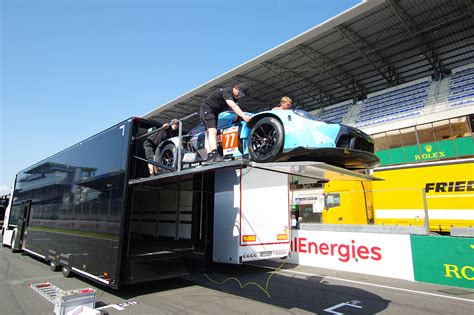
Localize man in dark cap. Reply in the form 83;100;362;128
199;83;251;163
143;119;179;175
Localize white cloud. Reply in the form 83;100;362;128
0;185;11;195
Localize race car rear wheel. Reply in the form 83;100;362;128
157;143;178;169
248;116;284;163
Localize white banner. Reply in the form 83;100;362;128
285;229;414;281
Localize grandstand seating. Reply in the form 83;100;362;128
355;79;430;127
314;100;352;123
448;67;474;108
311;100;352;123
313;65;473;129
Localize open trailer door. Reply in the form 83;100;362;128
212;161;379;264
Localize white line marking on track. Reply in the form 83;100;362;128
250;264;474;304
324;300;362;314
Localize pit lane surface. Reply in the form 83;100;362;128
1;246;473;314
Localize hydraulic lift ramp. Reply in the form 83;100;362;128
129;160;378;266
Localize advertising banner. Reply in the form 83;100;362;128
286;229;414;280
411;235;474;289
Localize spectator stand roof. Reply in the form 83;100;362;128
142;0;474;130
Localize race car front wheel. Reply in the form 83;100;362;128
158;143;178;169
248;116;284;163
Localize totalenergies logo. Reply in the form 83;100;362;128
291;237;382;262
444;245;474;281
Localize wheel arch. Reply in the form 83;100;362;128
246;113;284;129
155;137;180;157
243;113;286;141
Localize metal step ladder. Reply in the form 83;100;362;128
29;282;62;304
29;282;97;315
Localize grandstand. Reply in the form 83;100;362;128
307;63;473;133
449;65;474;108
356;78;430;125
350;64;473;129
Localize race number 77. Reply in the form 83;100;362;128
222;127;239;150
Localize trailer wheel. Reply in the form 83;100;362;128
10;232;17;253
248;117;284;163
49;261;60;272
158;143;178;169
61;266;73;278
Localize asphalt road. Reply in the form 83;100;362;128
1;245;473;314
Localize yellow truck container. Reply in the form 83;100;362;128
323;159;474;233
323;180;373;225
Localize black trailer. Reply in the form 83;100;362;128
3;117;223;288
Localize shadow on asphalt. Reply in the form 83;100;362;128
22;252;390;313
185;263;391;314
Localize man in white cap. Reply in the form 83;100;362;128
143;119;179;175
199;83;251;163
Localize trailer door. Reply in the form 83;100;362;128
240;167;290;249
12;200;31;251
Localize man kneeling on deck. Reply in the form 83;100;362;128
143;119;179;175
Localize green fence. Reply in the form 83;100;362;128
411;235;474;289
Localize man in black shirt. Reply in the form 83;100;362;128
143;119;179;175
199;83;250;162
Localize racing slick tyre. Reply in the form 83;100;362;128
157;143;178;170
248;116;284;163
62;266;73;278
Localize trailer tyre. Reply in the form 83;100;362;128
10;232;17;253
50;261;60;272
62;266;73;278
1;229;6;247
248;117;284;163
157;143;178;169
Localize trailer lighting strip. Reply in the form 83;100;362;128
71;267;111;285
277;234;288;240
242;235;256;242
23;248;46;260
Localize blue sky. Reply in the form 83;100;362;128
0;0;360;194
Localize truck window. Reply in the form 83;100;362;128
325;193;340;209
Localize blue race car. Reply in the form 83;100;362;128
155;109;379;170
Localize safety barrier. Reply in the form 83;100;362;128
283;229;473;289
